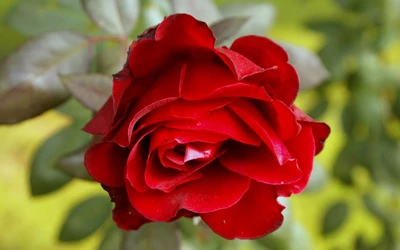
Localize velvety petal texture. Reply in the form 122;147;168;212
84;13;330;240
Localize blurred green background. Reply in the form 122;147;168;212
0;0;399;249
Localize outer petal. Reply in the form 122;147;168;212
277;125;315;196
84;142;128;187
231;35;299;105
129;14;216;77
201;181;284;239
292;105;330;154
103;186;149;230
219;143;302;185
83;97;114;135
126;162;251;221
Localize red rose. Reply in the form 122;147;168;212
84;14;330;239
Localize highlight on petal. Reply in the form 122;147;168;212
126;162;251;221
84;142;128;187
201;181;284;239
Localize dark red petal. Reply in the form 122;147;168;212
84;142;128;187
216;47;266;80
277;125;315;196
126;162;251;221
291;105;330;154
103;186;149;230
230;35;299;105
228;99;291;165
129;14;216;77
135;98;236;134
83;97;114;135
126;125;159;192
112;63;186;147
165;107;261;146
201;181;284;240
258;100;301;142
219;143;302;185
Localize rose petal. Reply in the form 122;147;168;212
84;142;128;187
201;181;284;239
258;100;301;141
216;47;266;80
230;35;299;105
292;105;330;154
165;107;261;146
103;186;149;230
228;99;291;165
126;162;251;221
277;125;315;196
83;97;114;135
129;14;216;77
219;142;302;185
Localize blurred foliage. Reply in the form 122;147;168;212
0;0;399;250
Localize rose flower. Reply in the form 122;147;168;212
84;14;330;239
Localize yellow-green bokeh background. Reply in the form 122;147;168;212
1;0;399;249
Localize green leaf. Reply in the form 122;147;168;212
210;17;249;46
99;224;122;250
56;144;93;181
81;0;140;35
0;31;92;124
219;3;275;42
321;201;349;235
97;44;125;74
60;73;112;112
280;42;330;90
332;142;365;185
121;223;180;250
5;0;91;36
170;0;220;24
56;98;92;122
141;0;172;28
59;195;112;242
30;124;91;196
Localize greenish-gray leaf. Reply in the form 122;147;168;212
170;0;220;24
219;3;275;44
56;98;92;122
81;0;140;35
141;0;172;28
57;144;93;181
59;195;112;242
5;0;91;36
210;17;249;46
280;42;330;90
99;224;122;250
121;223;180;250
0;31;91;124
60;73;112;112
322;201;349;235
30;124;91;196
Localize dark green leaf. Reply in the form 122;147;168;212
60;73;112;112
308;97;329;119
0;31;91;124
5;0;91;36
81;0;140;35
280;42;330;90
170;0;220;24
59;195;112;242
121;223;180;250
322;201;349;235
56;144;92;181
210;17;249;46
332;142;365;185
30;124;91;196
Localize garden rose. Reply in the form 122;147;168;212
84;14;330;239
